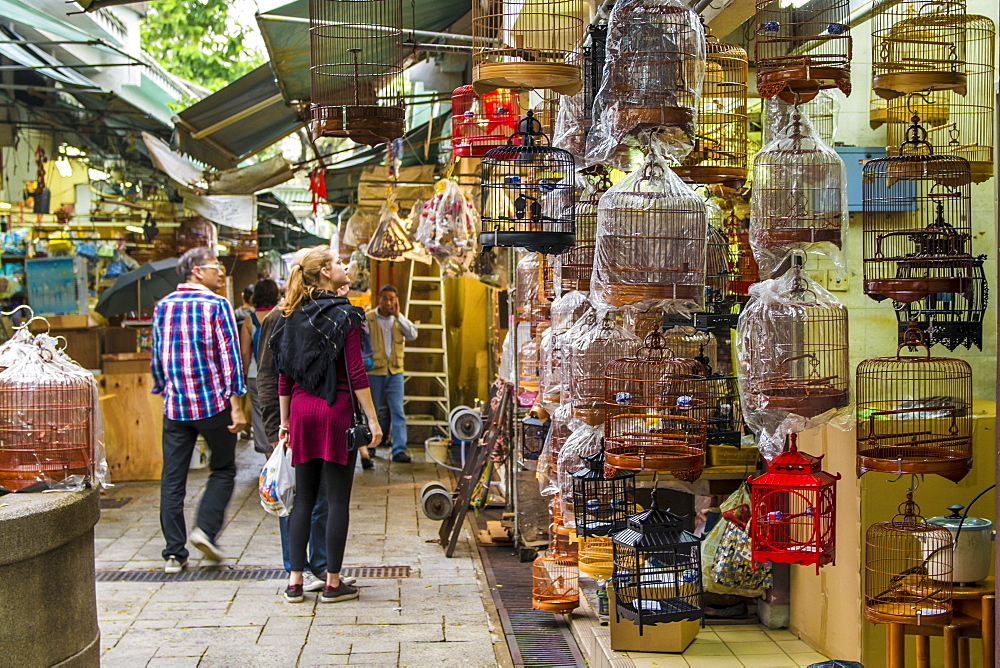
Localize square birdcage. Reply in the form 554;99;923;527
532;549;580;614
522;412;550;461
612;489;704;633
481;111;576;255
894;255;987;351
309;0;405;145
749;434;841;574
754;0;851;104
862;114;973;305
572;449;637;537
567;311;640;426
856;323;972;483
451;86;521;159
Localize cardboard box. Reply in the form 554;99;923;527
102;353;151;375
53;328;101;370
608;588;700;653
104;327;138;354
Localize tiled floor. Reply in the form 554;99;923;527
619;625;828;667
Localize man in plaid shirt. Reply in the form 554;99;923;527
152;247;248;573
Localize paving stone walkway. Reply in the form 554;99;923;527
95;442;509;667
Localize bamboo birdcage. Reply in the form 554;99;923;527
567;311;640;426
518;324;546;399
532;549;580;613
309;0;405;145
480;112;576;255
560;169;611;293
572;449;638;537
862;114;973;305
725;210;758;297
864;492;953;625
763;93;839;147
754;0;852;103
579;534;615;579
856;323;972;483
472;0;583;96
451;86;521;159
895;254;988;351
543;291;593;406
872;0;966;100
515;252;551;335
603;330;708;473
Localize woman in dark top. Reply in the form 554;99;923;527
270;245;382;603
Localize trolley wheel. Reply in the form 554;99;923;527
420;480;448;498
421;488;454;521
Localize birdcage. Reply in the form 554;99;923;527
749;434;841;574
567;311;640;425
472;0;583;95
751;104;847;278
560;170;611;293
480;112;576;255
522;411;550;461
579;535;615;579
723;210;758;297
532;549;580;613
763;93;839;147
675;32;748;186
754;0;851;103
543;291;593;406
309;0;405;145
603;330;708;473
705;223;737;316
518;328;545;400
365;204;413;261
864;491;953;625
895;255;987;352
872;0;966;100
695;345;744;447
626;307;664;340
514;252;551;337
856;323;972;483
582;22;608;125
592;141;708;308
572;449;637;537
862;115;973;305
451;86;521;159
612;489;704;632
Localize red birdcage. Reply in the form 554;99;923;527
451;86;521;159
749;434;841;574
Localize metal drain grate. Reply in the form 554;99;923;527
95;565;411;583
99;497;132;509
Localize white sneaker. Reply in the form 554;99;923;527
188;527;225;561
164;556;188;574
303;572;325;592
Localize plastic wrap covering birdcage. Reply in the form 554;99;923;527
750;105;847;279
518;326;545;404
736;262;851;460
586;0;706;165
675;33;748;186
472;0;583;95
895;255;987;352
862;115;973;305
612;490;704;632
556;422;603;528
754;0;851;103
579;534;614;579
538;404;573;496
872;0;966;100
365;203;412;261
592;140;708;311
415;180;480;272
705;221;738;317
567;311;640;426
572;449;637;537
480;112;576;255
551;88;587;163
763;92;840;146
856;323;972;483
0;324;106;491
558;171;610;294
308;0;405;145
603;330;708;473
864;492;953;625
749;434;841;574
662;326;716;365
719;209;758;298
542;291;593;408
532;550;580;613
451;85;521;159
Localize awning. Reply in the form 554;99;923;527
173;64;305;170
0;25;102;89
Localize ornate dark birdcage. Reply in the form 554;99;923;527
862;114;973;304
754;0;851;103
472;0;583;95
749;434;841;574
451;85;521;159
481;111;576;255
603;330;707;473
864;492;953;625
705;221;739;316
532;549;580;613
582;22;608;125
895;254;988;351
856;323;972;483
612;489;704;633
309;0;405;145
560;169;611;293
522;410;550;461
872;0;966;100
750;104;847;278
567;311;640;425
572;448;637;537
579;535;615;579
695;348;744;448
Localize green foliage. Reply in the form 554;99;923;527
141;0;265;92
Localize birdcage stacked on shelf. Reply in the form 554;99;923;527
572;449;638;538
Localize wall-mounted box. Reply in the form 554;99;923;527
835;147;916;213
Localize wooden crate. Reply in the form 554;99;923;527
98;373;163;481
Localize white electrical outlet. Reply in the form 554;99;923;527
828;270;848;291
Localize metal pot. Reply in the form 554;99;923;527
927;504;995;585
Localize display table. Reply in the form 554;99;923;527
98;372;163;481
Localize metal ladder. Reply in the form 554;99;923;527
403;261;450;435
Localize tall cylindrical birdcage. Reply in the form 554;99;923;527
894;255;987;352
725;209;758;297
754;0;852;103
544;291;593;406
532;549;580;613
871;0;966;100
309;0;405;145
763;93;839;146
514;252;551;336
566;311;640;426
451;85;522;159
560;169;611;293
472;0;584;95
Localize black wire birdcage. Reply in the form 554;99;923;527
894;255;988;351
571;448;637;537
582;22;608;125
480;111;576;255
695;347;744;448
522;412;550;461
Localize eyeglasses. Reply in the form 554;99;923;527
197;263;224;273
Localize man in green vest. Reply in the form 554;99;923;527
366;284;418;462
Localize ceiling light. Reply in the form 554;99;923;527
125;225;145;234
55;158;73;178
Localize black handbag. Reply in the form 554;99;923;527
344;356;372;453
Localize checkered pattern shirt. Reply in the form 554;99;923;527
151;283;246;421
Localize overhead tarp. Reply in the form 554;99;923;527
182;192;257;231
174;64;305;171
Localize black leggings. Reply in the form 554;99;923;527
288;452;357;574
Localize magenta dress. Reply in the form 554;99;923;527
278;326;370;466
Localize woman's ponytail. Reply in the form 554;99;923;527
279;245;333;316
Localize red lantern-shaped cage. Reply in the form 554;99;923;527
749;434;841;574
451;86;521;159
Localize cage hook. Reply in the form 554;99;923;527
886;458;906;484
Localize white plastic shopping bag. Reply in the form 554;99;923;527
258;438;294;516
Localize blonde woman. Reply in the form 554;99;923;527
268;246;382;603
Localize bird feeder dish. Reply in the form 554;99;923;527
571;449;638;537
532;550;580;613
451;86;521;159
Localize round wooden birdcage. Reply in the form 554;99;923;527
567;311;640;426
515;252;551;336
451;85;521;159
763;93;839;147
724;210;758;297
560;169;611;293
532;550;580;613
579;534;615;579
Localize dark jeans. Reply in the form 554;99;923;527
367;372;407;456
279;483;328;577
288;452;357;574
160;408;237;561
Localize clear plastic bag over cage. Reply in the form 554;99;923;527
557;421;603;528
871;0;966;100
862;114;973;305
895;254;988;352
754;0;852;104
763;92;839;150
308;0;405;145
451;85;521;159
566;311;640;427
586;0;706;165
365;203;412;262
559;170;612;294
736;262;851;460
415;180;480;263
551;88;587;163
480;111;576;256
750;104;847;279
514;252;551;338
542;291;593;409
856;323;972;483
592;139;708;311
537;404;573;497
